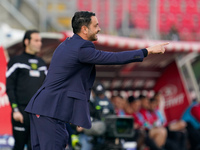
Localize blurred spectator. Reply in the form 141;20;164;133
138;95;167;149
167;25;180;41
127;96;142;129
153;92;186;131
70;125;91;150
139;95;153;128
6;30;47;150
191;103;200;123
149;98;163;127
125;95;167;150
181;101;200;150
153;92;166;125
92;82;115;118
110;95;126;116
149;97;187;150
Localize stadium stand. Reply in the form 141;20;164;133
75;0;200;41
1;0;200;41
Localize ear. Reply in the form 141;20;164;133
82;26;88;34
24;39;29;46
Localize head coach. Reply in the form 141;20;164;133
25;11;169;150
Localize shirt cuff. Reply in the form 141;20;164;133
142;49;148;57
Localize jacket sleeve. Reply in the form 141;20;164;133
6;58;18;110
78;41;147;65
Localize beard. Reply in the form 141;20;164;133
88;31;98;41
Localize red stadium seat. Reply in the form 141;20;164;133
77;0;92;11
159;0;170;13
76;0;200;41
159;13;172;32
134;13;149;29
136;0;150;13
186;0;198;14
169;0;181;14
179;29;194;41
181;14;193;30
128;0;137;12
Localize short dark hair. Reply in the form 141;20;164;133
139;94;146;100
22;30;39;48
72;11;95;34
128;96;140;104
149;98;156;103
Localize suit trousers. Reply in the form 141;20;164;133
29;114;69;150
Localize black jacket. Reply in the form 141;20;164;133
6;52;47;109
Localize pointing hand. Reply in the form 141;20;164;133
146;42;169;55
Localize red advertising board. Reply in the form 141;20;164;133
154;61;190;122
0;46;12;135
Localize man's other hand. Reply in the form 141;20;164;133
13;111;24;123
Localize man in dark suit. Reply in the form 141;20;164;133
25;11;168;150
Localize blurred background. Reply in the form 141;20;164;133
1;0;200;40
1;0;200;150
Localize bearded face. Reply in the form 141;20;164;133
86;16;101;41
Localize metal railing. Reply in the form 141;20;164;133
0;0;157;38
24;0;77;31
0;0;35;29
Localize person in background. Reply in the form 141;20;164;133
181;101;200;150
139;95;153;128
110;95;126;116
149;97;187;150
92;82;115;119
153;92;166;126
167;25;180;41
6;30;47;150
123;96;166;150
138;95;167;149
154;92;188;150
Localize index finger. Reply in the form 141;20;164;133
160;42;169;46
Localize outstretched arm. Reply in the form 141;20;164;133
79;41;169;65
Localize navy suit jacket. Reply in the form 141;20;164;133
25;34;147;129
